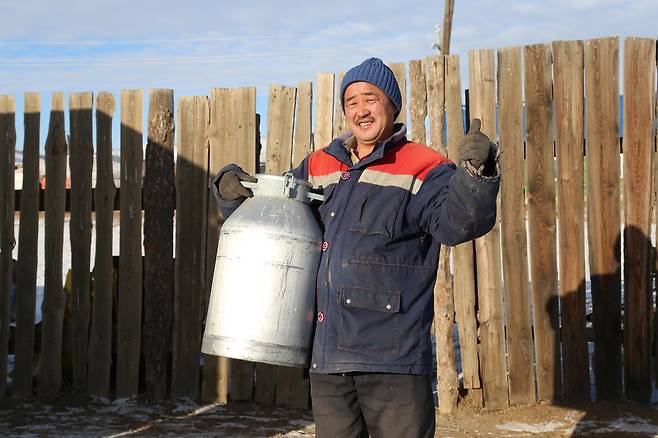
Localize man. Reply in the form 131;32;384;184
214;57;499;438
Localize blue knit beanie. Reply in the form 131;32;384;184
340;57;402;117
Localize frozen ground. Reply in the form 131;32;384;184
3;395;658;437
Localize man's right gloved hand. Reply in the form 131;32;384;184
217;169;258;201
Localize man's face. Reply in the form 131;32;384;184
343;81;397;148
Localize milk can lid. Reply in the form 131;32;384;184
241;173;324;204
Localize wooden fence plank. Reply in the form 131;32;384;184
172;96;209;399
553;40;589;401
523;43;560;402
469;48;507;409
497;47;534;405
409;59;427;145
425;55;458;413
38;93;68;397
390;63;407;124
425;55;446;155
263;82;311;409
87;92;116;398
143;89;175;398
203;88;230;404
584;36;622;401
334;71;348;137
445;54;482;407
292;81;313;168
69;92;94;392
622;37;655;403
116;89;144;398
314;73;334;150
259;83;297;405
14;93;40;399
205;87;257;402
0;95;16;399
265;84;296;175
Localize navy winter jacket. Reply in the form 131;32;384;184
214;124;499;375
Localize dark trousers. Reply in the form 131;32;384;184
310;372;435;438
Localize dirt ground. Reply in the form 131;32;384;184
3;394;658;437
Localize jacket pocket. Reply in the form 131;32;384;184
317;183;336;222
348;187;406;237
336;286;401;354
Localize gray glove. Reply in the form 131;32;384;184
458;118;497;172
217;169;258;201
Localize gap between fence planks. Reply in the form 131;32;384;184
622;37;655;403
38;93;68;397
14;93;40;399
445;54;482;407
69;92;94;393
172;96;209;399
553;40;590;401
497;47;534;405
0;95;16;399
469;48;508;410
523;43;560;402
87;92;116;399
116;89;144;398
143;89;175;398
584;37;623;401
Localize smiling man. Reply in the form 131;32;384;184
214;57;500;438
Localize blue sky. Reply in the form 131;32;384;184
1;0;656;151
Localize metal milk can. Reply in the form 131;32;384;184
201;173;323;367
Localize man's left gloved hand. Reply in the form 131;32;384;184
458;118;497;176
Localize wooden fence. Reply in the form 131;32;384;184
1;35;657;411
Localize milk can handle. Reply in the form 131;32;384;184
307;192;325;202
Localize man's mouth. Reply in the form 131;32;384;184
358;120;373;128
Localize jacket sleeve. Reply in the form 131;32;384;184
288;155;310;182
211;163;248;219
408;163;500;246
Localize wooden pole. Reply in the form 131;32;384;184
441;0;455;56
409;60;428;145
390;63;407;124
292;81;313;168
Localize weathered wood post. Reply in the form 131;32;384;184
116;89;144;398
87;92;116;398
0;95;16;399
14;93;41;399
172;96;209;399
38;93;68;397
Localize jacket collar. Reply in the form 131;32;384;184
324;123;408;168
